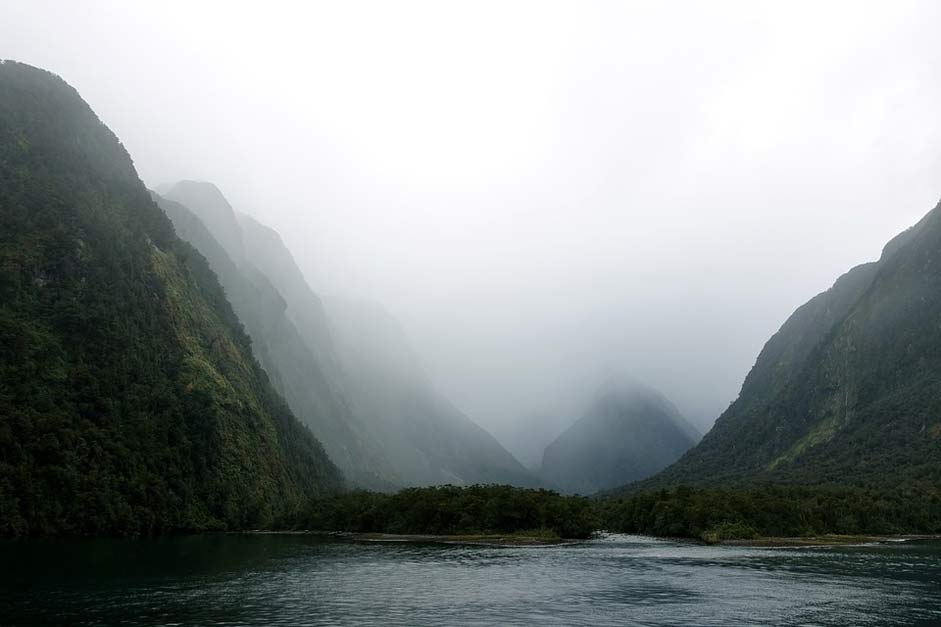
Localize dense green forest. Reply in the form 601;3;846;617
295;485;598;539
639;203;941;489
0;61;341;536
286;483;939;543
598;484;941;542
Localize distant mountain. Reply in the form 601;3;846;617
236;212;349;400
540;381;699;494
637;204;941;490
154;188;393;489
160;182;538;488
0;61;341;535
324;298;541;487
492;410;577;471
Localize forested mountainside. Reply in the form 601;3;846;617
155;189;394;490
160;183;539;488
0;61;341;535
633;205;941;490
541;381;699;494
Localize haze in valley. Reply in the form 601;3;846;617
5;0;940;466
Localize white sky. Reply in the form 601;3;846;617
4;0;940;437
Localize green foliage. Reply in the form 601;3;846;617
154;190;395;491
598;484;941;540
639;203;941;491
701;521;758;544
0;61;341;536
295;485;598;539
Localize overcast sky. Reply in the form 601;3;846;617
4;1;941;439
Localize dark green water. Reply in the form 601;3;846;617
1;534;939;626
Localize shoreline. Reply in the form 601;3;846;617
723;534;941;548
240;530;941;548
243;530;577;546
348;532;574;546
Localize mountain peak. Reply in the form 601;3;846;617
541;381;698;494
163;180;245;263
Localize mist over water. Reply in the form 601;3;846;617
5;1;941;453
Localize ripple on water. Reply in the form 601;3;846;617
1;534;939;626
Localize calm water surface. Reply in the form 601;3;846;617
1;534;939;626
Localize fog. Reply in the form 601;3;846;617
5;1;941;448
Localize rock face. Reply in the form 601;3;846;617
0;61;342;535
640;203;941;490
159;183;539;489
540;381;699;494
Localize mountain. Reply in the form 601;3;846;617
639;204;941;489
493;410;576;471
236;212;345;394
540;381;699;494
0;61;342;535
324;297;541;487
159;182;538;488
154;189;392;489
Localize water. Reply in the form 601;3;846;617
1;534;939;626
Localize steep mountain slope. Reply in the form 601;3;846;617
540;381;699;494
237;213;345;394
163;183;343;392
161;183;538;488
640;205;941;489
324;298;541;487
0;61;341;535
154;191;393;489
